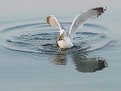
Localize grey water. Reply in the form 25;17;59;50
0;6;121;91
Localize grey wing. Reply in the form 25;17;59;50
46;15;65;30
69;7;106;36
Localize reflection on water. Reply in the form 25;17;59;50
53;50;108;72
72;53;108;72
0;19;110;73
53;54;67;65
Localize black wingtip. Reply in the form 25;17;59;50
46;16;51;24
92;7;106;12
92;7;107;17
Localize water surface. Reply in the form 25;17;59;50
0;10;121;91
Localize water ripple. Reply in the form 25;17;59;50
1;22;111;54
0;20;111;72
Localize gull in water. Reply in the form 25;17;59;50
46;7;106;50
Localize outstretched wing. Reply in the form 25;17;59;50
69;7;106;36
46;15;65;30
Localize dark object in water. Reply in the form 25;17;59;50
72;53;108;72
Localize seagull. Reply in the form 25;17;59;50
46;7;106;50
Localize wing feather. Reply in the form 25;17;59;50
46;15;64;30
69;7;106;35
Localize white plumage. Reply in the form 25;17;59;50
57;36;73;49
46;7;106;49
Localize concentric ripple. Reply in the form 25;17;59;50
0;22;111;54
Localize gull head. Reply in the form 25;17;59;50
59;29;65;35
57;29;65;40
